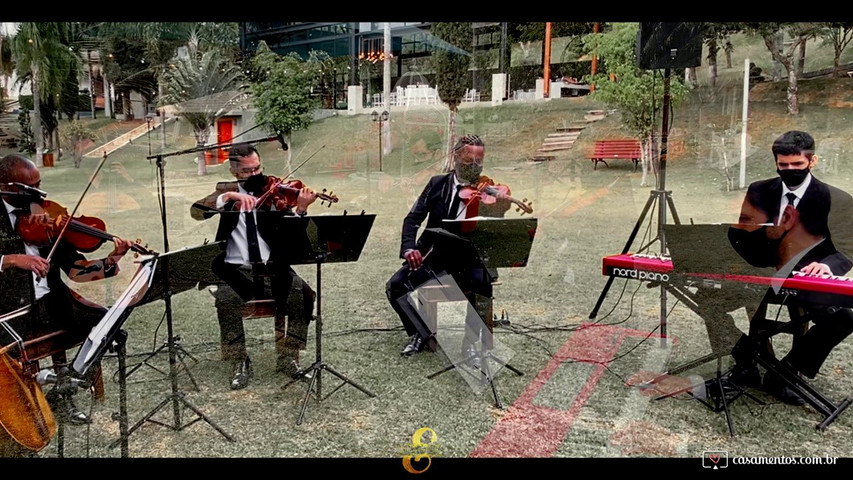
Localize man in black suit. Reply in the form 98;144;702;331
727;173;853;405
743;130;853;272
191;144;317;390
0;153;134;423
386;134;512;358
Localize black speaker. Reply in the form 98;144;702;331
636;22;704;70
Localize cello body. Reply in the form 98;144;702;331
0;348;56;456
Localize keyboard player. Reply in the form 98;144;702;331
726;186;853;405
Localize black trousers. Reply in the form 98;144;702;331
211;252;315;361
385;256;493;344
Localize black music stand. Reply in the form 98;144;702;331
414;217;535;408
278;212;377;425
123;241;223;389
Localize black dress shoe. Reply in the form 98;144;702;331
230;357;252;390
762;372;805;406
46;391;91;425
401;334;425;357
727;364;762;389
277;356;313;380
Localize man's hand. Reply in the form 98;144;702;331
295;187;317;215
109;237;135;258
403;249;423;270
799;262;833;276
223;191;258;211
2;254;50;277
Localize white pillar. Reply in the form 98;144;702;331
492;73;507;105
740;58;750;189
383;23;392;155
347;85;364;115
535;78;545;99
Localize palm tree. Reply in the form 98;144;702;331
159;33;244;175
12;23;79;163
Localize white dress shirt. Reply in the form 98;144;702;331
1;199;51;299
216;185;271;265
778;173;812;225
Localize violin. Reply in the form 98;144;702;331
16;199;154;256
458;175;534;217
252;176;339;211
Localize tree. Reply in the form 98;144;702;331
159;33;244;176
247;41;321;174
746;23;821;115
12;23;80;164
820;23;853;77
430;22;472;171
61;120;95;168
0;34;13;101
703;23;742;87
582;23;689;187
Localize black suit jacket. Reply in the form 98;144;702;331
0;201;94;322
191;180;309;264
746;175;853;274
400;173;459;258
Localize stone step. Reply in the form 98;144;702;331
529;155;555;162
538;145;573;152
542;138;576;145
556;126;585;133
546;131;580;138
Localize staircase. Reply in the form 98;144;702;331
529;110;608;162
0;107;21;151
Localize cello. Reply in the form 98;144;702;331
0;308;56;456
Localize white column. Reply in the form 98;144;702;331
740;58;750;189
383;23;392;155
347;85;364;115
492;73;506;105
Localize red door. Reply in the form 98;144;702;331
217;119;234;163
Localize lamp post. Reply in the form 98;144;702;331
371;110;389;172
145;113;155;157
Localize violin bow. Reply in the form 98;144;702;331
43;151;110;265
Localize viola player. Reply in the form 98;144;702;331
0;154;134;425
385;134;512;360
190;143;317;390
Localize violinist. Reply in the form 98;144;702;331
386;134;513;359
0;154;134;425
190;143;317;391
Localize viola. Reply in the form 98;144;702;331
458;175;534;217
16;199;154;256
253;176;339;211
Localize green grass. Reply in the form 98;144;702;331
4;52;853;462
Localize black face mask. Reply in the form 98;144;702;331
727;225;788;268
241;172;266;195
777;167;810;188
456;163;482;184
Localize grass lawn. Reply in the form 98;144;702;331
3;69;853;463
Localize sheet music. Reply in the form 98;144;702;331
73;258;157;375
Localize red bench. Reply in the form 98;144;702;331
589;139;642;171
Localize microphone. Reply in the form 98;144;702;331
36;369;90;390
276;131;288;151
8;182;47;198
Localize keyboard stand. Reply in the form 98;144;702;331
747;317;851;431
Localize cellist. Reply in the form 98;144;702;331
0;154;134;426
385;134;516;361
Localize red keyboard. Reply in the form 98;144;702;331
603;253;853;306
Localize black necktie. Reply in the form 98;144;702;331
245;211;262;263
786;192;797;206
448;184;462;219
